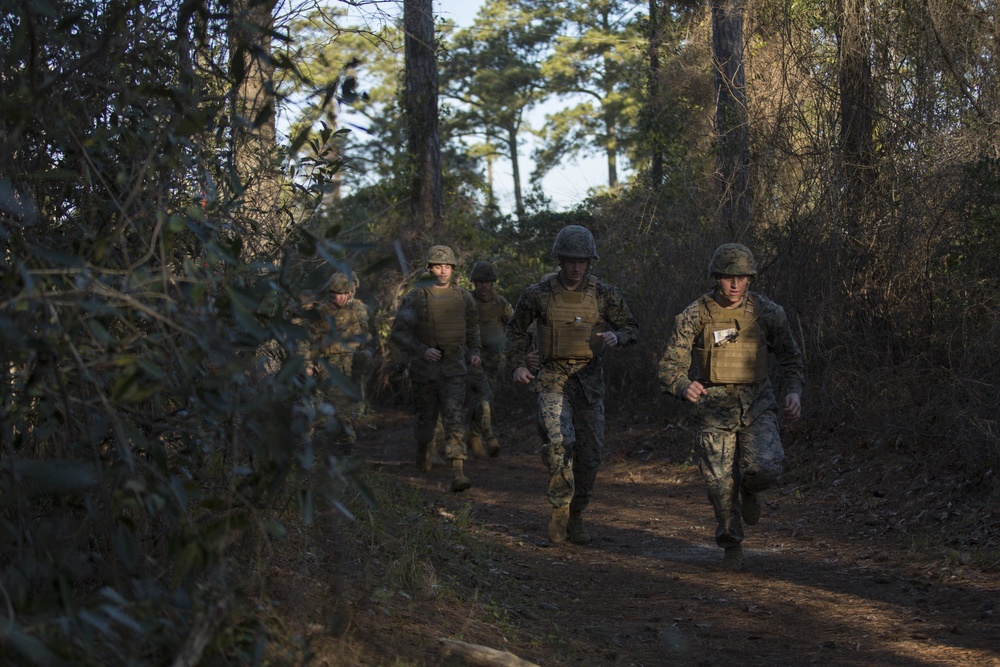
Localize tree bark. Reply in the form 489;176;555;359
404;0;443;245
648;0;663;188
230;0;281;260
837;0;876;231
711;0;751;238
507;124;525;222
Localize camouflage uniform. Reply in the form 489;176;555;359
390;247;481;490
658;245;803;555
317;287;376;449
306;273;375;454
467;262;514;455
507;228;638;535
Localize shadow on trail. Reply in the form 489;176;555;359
359;410;1000;667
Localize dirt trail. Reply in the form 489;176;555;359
353;405;1000;667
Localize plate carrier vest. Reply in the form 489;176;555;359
537;274;604;362
693;293;768;385
476;294;507;353
414;285;467;349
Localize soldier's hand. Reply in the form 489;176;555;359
512;366;534;384
423;347;442;363
525;350;540;371
470;355;482;367
597;331;619;348
683;380;707;403
783;393;802;420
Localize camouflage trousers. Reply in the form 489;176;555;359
305;390;360;457
536;378;605;511
695;408;784;548
412;376;468;460
467;355;501;441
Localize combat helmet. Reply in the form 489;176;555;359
328;272;352;294
550;225;599;260
470;261;498;282
708;243;757;278
426;244;458;266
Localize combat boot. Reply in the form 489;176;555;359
741;489;761;526
567;511;591;545
416;442;432;472
717;546;744;571
548;505;570;543
468;433;488;458
486;436;501;458
451;459;471;492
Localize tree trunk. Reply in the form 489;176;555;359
836;0;881;330
507;124;525;223
404;0;443;248
648;0;663;188
603;49;619;189
230;0;281;260
711;0;751;238
605;114;619;189
837;0;876;233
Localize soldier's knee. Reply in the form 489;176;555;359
742;464;781;493
540;441;571;469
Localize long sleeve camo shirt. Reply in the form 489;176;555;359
506;272;639;404
318;299;376;375
657;290;804;429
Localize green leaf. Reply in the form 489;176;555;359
299;488;314;525
1;459;100;496
100;603;145;633
113;524;140;572
3;626;59;666
87;318;115;348
172;541;203;586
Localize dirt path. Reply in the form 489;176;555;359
352;405;1000;667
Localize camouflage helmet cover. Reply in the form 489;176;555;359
426;244;458;266
328;272;352;293
470;261;498;282
550;224;599;260
709;243;757;278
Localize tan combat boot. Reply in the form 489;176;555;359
717;546;744;571
468;433;488;458
567;511;591;545
548;505;570;543
741;489;761;526
486;436;501;458
451;459;472;492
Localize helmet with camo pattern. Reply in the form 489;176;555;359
470;261;498;282
708;243;757;278
550;225;599;260
426;245;457;266
328;272;352;293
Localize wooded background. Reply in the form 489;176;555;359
2;0;998;662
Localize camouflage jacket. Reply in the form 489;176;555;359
318;299;375;376
390;283;481;382
657;290;804;428
506;272;639;403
